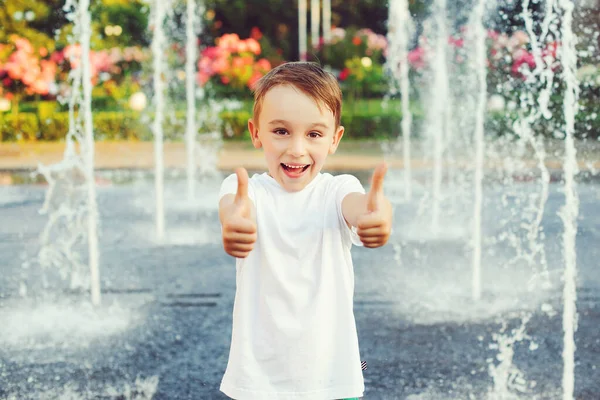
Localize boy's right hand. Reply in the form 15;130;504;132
220;168;257;258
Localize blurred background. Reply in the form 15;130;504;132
0;0;598;144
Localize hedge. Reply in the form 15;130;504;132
1;104;597;142
0;108;407;142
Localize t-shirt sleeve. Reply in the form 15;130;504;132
334;174;366;247
218;173;256;202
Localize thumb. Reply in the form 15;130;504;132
234;167;249;206
366;162;387;212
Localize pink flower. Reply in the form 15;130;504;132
196;71;210;86
511;30;530;47
13;36;33;53
40;60;57;82
212;57;229;74
232;56;246;69
237;41;249;53
255;58;271;72
245;38;261;55
248;71;263;89
487;30;499;40
512;49;536;76
50;50;65;64
408;47;426;70
449;36;464;48
30;79;49;95
202;46;226;60
218;33;241;52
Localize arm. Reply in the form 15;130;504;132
341;192;368;229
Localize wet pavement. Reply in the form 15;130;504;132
0;171;598;399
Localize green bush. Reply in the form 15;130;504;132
342;114;402;139
38;112;69;140
3;98;597;142
0;108;409;142
0;113;40;141
220;110;252;140
95;111;148;140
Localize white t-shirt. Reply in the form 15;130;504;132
218;172;366;400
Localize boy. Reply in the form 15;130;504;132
218;62;393;400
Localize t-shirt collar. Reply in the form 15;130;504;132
262;172;323;193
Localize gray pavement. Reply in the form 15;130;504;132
0;172;599;399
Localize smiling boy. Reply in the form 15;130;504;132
218;62;393;400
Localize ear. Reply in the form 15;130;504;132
248;118;262;149
328;125;345;154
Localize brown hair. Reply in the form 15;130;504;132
252;62;343;128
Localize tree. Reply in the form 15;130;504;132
0;0;64;52
90;0;151;49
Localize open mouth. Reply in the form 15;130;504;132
281;163;310;177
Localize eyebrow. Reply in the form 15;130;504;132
267;119;329;129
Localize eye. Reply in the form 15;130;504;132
273;128;288;136
308;131;322;138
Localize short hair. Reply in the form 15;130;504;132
252;62;343;128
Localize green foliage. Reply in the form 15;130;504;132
341;57;388;99
220;110;252;139
204;0;393;61
94;111;146;140
0;112;40;141
0;0;59;52
38;112;68;141
2;96;599;143
90;0;150;49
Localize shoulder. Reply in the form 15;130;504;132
330;173;364;191
313;173;364;202
313;172;360;186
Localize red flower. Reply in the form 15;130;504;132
250;27;263;41
339;67;350;81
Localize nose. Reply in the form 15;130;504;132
287;135;306;157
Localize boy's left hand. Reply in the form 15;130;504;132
357;163;393;248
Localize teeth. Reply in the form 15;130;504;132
283;164;306;169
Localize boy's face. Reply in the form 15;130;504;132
248;85;344;192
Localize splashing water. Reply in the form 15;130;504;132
384;0;589;397
488;315;537;399
185;0;203;200
36;0;101;305
515;0;556;288
557;1;580;398
386;0;414;201
150;0;170;240
469;0;488;302
429;0;450;233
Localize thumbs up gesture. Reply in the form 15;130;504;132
357;163;393;248
220;168;257;258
